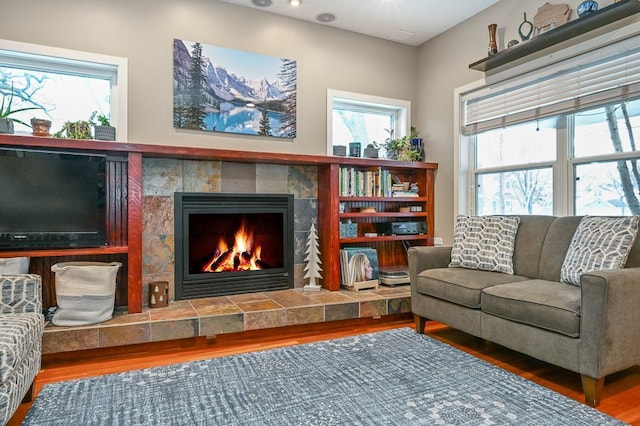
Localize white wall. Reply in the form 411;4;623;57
0;0;417;156
416;0;629;243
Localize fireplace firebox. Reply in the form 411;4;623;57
174;193;294;299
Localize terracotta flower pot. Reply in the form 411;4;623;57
31;118;52;136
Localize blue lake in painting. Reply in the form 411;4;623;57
203;102;284;136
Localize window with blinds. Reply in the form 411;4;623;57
460;33;640;217
462;39;640;135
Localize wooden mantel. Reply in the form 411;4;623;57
0;133;434;168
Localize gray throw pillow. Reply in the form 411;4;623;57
449;215;520;275
561;216;639;286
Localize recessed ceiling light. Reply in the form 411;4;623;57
251;0;272;7
289;0;301;6
316;13;336;23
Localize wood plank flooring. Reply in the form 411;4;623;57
9;317;640;425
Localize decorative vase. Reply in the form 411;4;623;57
411;138;425;161
488;24;498;56
349;142;361;157
577;0;598;17
518;13;533;41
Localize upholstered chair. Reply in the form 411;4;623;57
0;274;44;425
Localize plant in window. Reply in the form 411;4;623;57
376;127;423;161
0;83;44;134
89;111;116;141
53;118;93;140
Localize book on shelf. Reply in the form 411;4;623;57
340;247;379;290
339;166;392;197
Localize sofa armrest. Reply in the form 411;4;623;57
408;246;452;296
579;267;640;378
0;274;42;315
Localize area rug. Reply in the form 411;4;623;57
24;328;624;425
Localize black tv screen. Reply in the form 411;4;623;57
0;147;107;249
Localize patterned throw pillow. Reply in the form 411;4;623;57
449;215;521;275
560;216;639;286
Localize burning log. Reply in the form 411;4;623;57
207;249;234;272
256;259;272;269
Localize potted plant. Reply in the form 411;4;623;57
0;83;43;134
53;119;93;139
376;127;423;161
90;111;116;141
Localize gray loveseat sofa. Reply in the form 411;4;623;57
0;274;44;425
409;215;640;407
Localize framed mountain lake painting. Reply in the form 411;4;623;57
173;39;297;139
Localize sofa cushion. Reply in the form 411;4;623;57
560;216;639;286
416;268;529;309
0;313;44;383
481;280;581;337
449;215;520;274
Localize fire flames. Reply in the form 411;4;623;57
201;220;268;272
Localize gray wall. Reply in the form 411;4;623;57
0;0;417;156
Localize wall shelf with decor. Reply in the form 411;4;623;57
318;161;437;291
469;0;640;73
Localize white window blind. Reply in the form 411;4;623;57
463;38;640;135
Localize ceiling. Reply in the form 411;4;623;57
217;0;500;46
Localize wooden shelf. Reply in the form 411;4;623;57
0;246;129;258
340;235;430;244
0;132;438;169
340;212;428;218
339;196;427;202
469;0;640;72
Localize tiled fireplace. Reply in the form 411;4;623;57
174;192;295;299
141;158;318;306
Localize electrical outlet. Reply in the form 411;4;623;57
433;237;443;246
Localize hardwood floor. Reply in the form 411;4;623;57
10;317;640;425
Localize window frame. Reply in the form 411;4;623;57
326;89;410;156
0;38;128;141
454;23;640;218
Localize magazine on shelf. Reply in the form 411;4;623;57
340;247;379;290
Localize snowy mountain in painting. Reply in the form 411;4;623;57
205;58;284;102
174;39;284;104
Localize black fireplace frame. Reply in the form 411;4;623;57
174;192;294;299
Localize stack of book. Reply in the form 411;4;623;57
390;183;419;198
379;266;410;286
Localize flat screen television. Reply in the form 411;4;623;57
0;147;107;249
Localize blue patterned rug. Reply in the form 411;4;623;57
24;327;624;425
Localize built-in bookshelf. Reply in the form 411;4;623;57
0;133;437;301
318;160;437;290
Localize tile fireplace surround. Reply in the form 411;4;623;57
141;158;318;303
